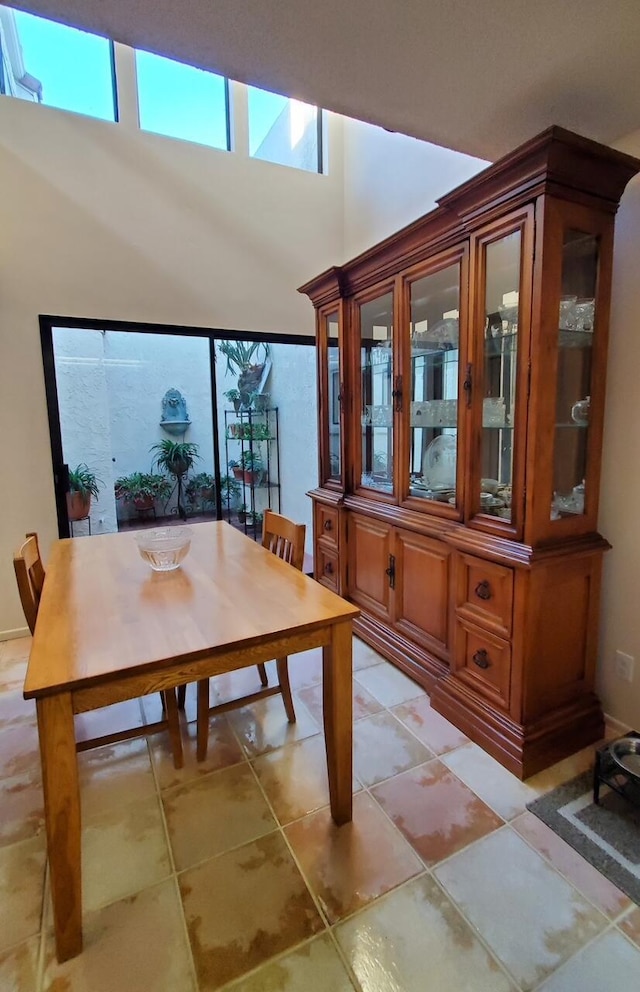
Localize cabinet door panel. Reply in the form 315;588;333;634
317;308;342;486
394;529;450;658
356;290;395;497
347;513;392;620
522;556;601;721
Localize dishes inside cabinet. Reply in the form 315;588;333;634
422;434;456;490
413;318;458;350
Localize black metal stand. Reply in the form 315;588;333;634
223;407;280;540
593;731;640;807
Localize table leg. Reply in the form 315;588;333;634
37;694;83;962
322;620;353;825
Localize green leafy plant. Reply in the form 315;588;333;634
218;340;270;378
150;439;200;478
185;472;215;502
240;449;264;472
114;472;171;503
228;458;244;479
68;463;102;499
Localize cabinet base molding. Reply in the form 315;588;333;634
431;676;604;779
354;613;447;693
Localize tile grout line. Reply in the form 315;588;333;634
146;732;202;992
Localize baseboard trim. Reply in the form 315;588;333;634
602;712;632;736
0;627;30;642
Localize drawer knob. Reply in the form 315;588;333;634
324;561;334;575
472;649;491;669
474;580;492;601
323;519;333;532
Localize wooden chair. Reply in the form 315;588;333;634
13;533;184;768
195;509;305;760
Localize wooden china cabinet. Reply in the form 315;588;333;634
299;127;639;779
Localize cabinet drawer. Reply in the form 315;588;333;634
316;544;339;592
454;620;511;708
456;554;514;637
316;505;339;549
453;619;511;709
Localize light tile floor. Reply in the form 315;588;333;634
1;635;638;991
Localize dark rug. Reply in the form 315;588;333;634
527;770;640;905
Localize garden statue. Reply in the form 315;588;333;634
159;388;191;436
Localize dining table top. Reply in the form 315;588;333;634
25;521;358;699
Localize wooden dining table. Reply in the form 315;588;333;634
24;521;359;963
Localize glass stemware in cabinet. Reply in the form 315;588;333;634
408;261;461;505
550;230;598;521
359;291;394;493
477;230;522;522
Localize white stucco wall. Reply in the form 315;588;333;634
343;117;486;257
53;327;118;535
53;327;214;532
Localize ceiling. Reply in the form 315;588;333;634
10;0;640;160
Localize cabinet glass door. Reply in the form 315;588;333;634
408;261;461;505
550;230;598;521
477;229;522;522
359;291;394;493
322;311;341;483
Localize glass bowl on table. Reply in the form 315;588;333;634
135;526;191;571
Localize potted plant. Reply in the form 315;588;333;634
250;391;270;414
240;449;264;486
114;472;172;511
150;439;200;478
228;458;244;481
237;503;248;524
185;472;216;508
218;340;270;408
223;388;242;413
150;439;200;520
67;464;102;521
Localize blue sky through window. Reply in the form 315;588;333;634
3;6;320;168
11;8;115;121
135;49;228;150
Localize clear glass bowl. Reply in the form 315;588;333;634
135;526;191;571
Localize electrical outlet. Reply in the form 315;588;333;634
615;650;635;682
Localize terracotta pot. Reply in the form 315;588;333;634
243;470;264;486
66;492;91;521
232;467;244;480
133;495;154;511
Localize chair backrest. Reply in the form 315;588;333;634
262;510;306;572
13;532;45;635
